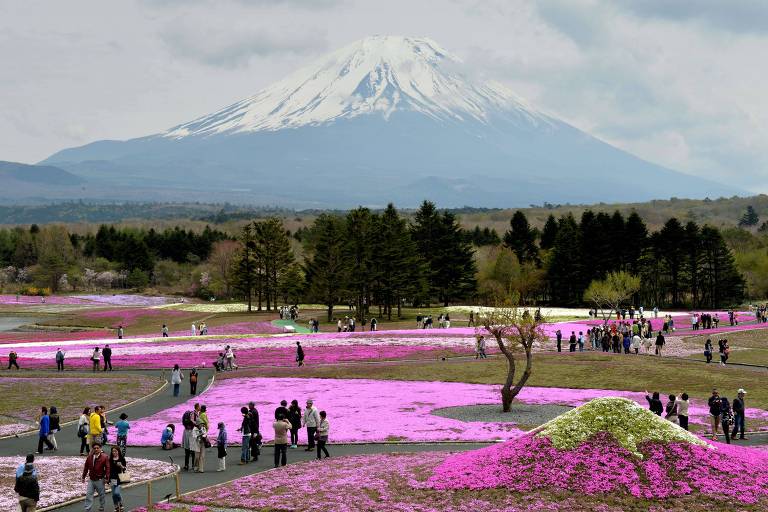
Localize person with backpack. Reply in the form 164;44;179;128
216;422;227;472
182;404;200;471
48;405;60;450
55;348;65;371
78;407;91;455
171;365;183;397
115;413;130;457
8;350;19;369
296;341;305;367
37;406;55;454
102;344;113;371
288;400;302;449
189;368;199;395
15;462;39;512
664;395;678;424
82;442;110;512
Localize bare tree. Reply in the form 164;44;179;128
479;300;547;412
583;271;641;325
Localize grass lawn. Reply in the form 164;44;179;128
228;352;768;414
0;372;164;431
684;328;768;365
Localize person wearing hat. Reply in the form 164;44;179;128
14;462;39;512
732;389;747;440
302;399;320;451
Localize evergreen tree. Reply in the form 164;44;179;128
546;214;582;305
304;214;348;322
682;221;702;306
624;212;648;273
231;224;257;312
344;207;376;322
658;218;686;306
739;205;759;227
539;214;559;250
699;226;744;307
253;218;294;311
503;211;539;265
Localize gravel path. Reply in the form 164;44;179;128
432;403;572;427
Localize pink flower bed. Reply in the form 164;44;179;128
0;455;176;509
126;379;768;446
0;294;176;306
427;433;768;504
82;307;185;327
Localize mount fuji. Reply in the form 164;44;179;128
41;36;741;207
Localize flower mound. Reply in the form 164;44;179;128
427;398;768;505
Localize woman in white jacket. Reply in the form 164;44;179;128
316;411;330;459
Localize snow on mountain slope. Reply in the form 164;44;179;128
163;35;554;138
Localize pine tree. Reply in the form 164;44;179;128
739;205;759;227
344;207;375;322
231;224;257;312
658;218;686;306
539;214;558;250
682;221;702;306
699;226;744;307
546;214;581;305
503;211;539;264
253;218;294;311
624;212;648;274
304;214;348;322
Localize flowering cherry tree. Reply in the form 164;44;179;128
479;300;547;412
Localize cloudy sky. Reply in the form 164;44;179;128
1;0;767;190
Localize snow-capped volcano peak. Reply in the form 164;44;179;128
164;35;550;138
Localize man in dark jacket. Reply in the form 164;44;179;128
102;344;113;371
82;443;110;512
275;400;289;420
248;402;260;461
732;389;747;440
15;462;39;512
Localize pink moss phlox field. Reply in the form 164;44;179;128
83;307;185;327
0;455;176;509
0;294;174;306
426;433;768;504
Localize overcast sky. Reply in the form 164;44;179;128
2;0;767;191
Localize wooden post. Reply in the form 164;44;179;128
147;480;153;511
175;472;181;498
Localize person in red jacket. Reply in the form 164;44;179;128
82;443;110;512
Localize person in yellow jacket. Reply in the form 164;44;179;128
89;406;103;448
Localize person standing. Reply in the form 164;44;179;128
193;423;207;473
225;345;235;370
182;403;200;471
108;446;126;512
91;347;100;372
316;411;330;459
55;348;65;371
555;330;562;352
237;407;252;465
578;332;584;352
216;422;227;472
48;406;60;450
162;324;169;337
719;339;730;366
88;406;103;452
78;407;91;455
82;443;110;512
8;350;19;369
275;400;289;420
273;413;291;468
171;365;183;397
117;325;124;339
115;413;130;457
248;401;260;462
704;338;713;363
468;311;475;327
568;331;576;352
677;393;690;431
732;389;747;440
14;462;39;512
102;344;113;371
655;331;665;356
644;391;663;416
708;389;722;441
302;400;320;451
199;404;210;432
664;395;678;424
720;394;733;444
191;322;197;336
189;368;199;395
37;407;55;454
296;341;305;367
288;400;302;449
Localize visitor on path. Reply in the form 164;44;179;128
182;403;200;471
16;453;37;479
82;442;110;512
275;400;289;420
296;341;305;367
199;404;210;431
556;330;562;352
115;413;130;457
189;368;199;395
273;413;291;468
171;365;183;397
216;422;227;472
708;389;722;441
337;318;343;332
108;445;126;512
161;424;178;450
631;334;641;354
568;332;576;352
102;344;113;371
248;401;261;461
225;345;236;370
316;410;330;459
578;332;584;352
237;407;252;465
78;408;91;455
88;406;103;452
91;347;100;372
37;406;55;453
192;423;207;472
55;348;65;371
288;400;301;449
14;462;39;512
191;323;197;336
8;350;19;369
468;311;475;327
303;400;321;451
704;339;713;363
720;395;733;444
370;317;377;331
644;391;663;416
99;405;111;446
48;405;60;450
475;336;487;359
214;352;225;372
664;395;678;424
732;389;747;440
117;325;124;339
719;339;730;366
677;393;690;430
655;332;665;356
162;324;169;337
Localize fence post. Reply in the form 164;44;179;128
147;480;153;510
175;472;181;498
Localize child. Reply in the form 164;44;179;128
115;413;130;457
216;422;227;472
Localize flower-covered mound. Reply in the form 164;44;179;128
0;455;176;509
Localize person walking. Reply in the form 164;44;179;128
237;407;252;465
55;348;65;371
102;344;113;371
296;341;305;367
48;406;60;450
720;394;733;444
302;400;320;451
117;325;124;340
81;442;110;512
78;407;91;455
91;347;100;372
108;446;126;512
732;389;747;440
288;399;302;449
225;345;235;370
36;407;55;454
162;324;169;337
677;393;690;431
88;406;103;453
115;413;130;457
8;350;19;369
171;365;183;397
189;368;199;395
316;410;330;459
14;462;39;512
644;391;663;416
708;389;722;441
273;413;291;468
719;339;730;366
216;422;227;472
704;338;713;363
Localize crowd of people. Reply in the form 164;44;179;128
553;324;667;356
